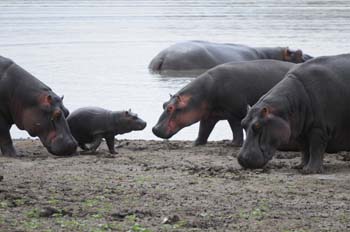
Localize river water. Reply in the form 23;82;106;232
1;0;350;140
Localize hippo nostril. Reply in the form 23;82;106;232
152;126;159;136
140;122;147;129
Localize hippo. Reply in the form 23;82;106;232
67;107;147;154
152;60;297;146
0;56;77;156
238;54;350;174
149;40;313;76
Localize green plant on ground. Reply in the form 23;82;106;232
23;218;41;230
26;208;40;218
129;223;152;232
0;200;8;208
238;200;270;221
55;218;86;230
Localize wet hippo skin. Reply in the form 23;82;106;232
68;107;146;154
149;40;313;75
0;56;77;156
239;54;350;174
153;60;298;147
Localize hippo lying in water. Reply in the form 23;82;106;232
67;107;146;154
149;40;313;76
238;54;350;174
152;60;297;146
0;56;77;156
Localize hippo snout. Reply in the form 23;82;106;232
48;136;77;156
237;149;267;169
138;120;147;130
152;125;171;139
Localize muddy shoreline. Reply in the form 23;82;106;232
1;139;350;231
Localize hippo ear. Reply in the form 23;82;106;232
295;49;303;60
61;95;64;101
283;47;291;60
246;105;251;113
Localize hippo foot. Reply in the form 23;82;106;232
300;165;324;174
71;151;80;156
231;140;243;147
194;139;207;146
80;150;99;155
104;153;117;158
292;163;305;170
1;146;18;157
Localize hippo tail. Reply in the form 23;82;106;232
148;52;165;73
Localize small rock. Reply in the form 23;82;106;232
162;214;180;224
39;207;72;217
39;207;60;217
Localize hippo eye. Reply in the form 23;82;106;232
167;105;175;113
52;110;62;121
252;122;261;132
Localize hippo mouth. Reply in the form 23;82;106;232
257;133;275;167
135;121;147;130
39;132;77;156
238;133;274;169
152;118;180;139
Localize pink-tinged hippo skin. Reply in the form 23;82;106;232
239;53;350;174
149;40;313;76
0;56;77;156
153;59;299;148
67;107;146;154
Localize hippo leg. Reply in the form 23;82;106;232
294;145;310;169
0;123;17;156
301;129;326;174
88;135;103;153
228;119;243;147
194;117;218;146
105;134;117;154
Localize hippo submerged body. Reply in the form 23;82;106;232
238;54;350;174
0;56;77;156
68;107;146;154
149;41;313;76
153;60;297;146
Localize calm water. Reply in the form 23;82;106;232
1;0;350;140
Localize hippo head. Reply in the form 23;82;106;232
238;105;291;169
20;93;77;156
113;110;147;134
152;93;208;139
283;48;313;63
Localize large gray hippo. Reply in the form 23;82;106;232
238;54;350;174
0;56;77;156
152;60;298;147
149;40;313;76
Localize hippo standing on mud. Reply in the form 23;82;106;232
238;54;350;174
149;40;313;75
152;60;296;146
0;56;77;156
68;107;147;154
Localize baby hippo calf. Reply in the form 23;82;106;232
67;107;146;154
